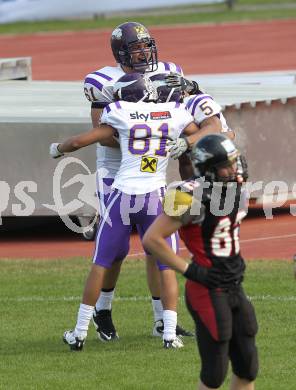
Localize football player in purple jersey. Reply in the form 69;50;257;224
81;21;204;343
50;73;206;350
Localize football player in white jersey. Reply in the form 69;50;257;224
50;73;204;350
82;21;202;342
164;72;236;179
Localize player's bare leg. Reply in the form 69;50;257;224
145;255;164;330
63;264;107;350
82;264;106;305
146;255;161;297
160;268;178;312
159;268;184;348
230;375;255;390
92;261;122;342
198;381;218;390
101;260;123;290
197;372;255;389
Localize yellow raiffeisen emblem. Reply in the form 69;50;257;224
134;25;149;39
140;156;158;173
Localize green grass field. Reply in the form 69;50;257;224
0;258;294;389
0;0;296;35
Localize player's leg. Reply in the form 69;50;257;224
229;375;255;390
63;189;131;350
93;261;124;341
158;266;182;347
63;263;107;351
186;286;233;388
145;254;164;328
138;188;192;346
229;286;258;390
93;178;127;339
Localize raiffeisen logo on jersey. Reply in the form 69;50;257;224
130;111;149;121
150;111;172;120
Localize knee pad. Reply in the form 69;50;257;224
200;360;228;389
234;344;259;382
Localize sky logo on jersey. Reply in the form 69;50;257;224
150;111;171;120
140;156;158;173
130;112;149;121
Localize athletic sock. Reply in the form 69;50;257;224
74;303;94;338
163;310;177;341
95;288;115;312
152;296;163;322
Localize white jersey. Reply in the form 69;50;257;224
100;100;193;194
84;62;184;178
184;94;232;133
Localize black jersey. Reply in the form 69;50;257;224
163;179;248;285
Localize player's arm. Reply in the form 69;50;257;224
184;115;222;148
49;125;115;158
143;213;188;273
91;105;119;147
169;116;234;162
143;190;221;287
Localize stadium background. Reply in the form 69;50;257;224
0;3;296;259
0;2;296;389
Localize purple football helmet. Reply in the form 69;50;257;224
150;73;183;103
113;73;158;103
110;22;158;72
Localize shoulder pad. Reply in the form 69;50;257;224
163;187;193;218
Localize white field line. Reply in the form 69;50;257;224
1;295;296;303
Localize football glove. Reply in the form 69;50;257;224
165;72;200;95
183;262;222;289
50;143;64;159
168;137;190;160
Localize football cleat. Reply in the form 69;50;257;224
93;308;119;342
176;324;194;337
153;320;194;337
63;330;85;351
163;336;184;349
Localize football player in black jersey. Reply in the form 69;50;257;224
143;134;258;390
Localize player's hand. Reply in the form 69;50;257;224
183;262;221;289
168;138;189;160
165;72;200;95
50;143;64;159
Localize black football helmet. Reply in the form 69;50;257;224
149;73;183;103
191;134;247;183
110;22;158;72
113;73;158;103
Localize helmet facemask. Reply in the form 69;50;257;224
111;22;158;73
126;38;158;73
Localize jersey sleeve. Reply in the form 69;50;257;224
100;102;123;131
156;61;184;76
185;94;222;125
172;103;194;138
84;70;115;108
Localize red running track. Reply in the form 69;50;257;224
0;20;296;80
